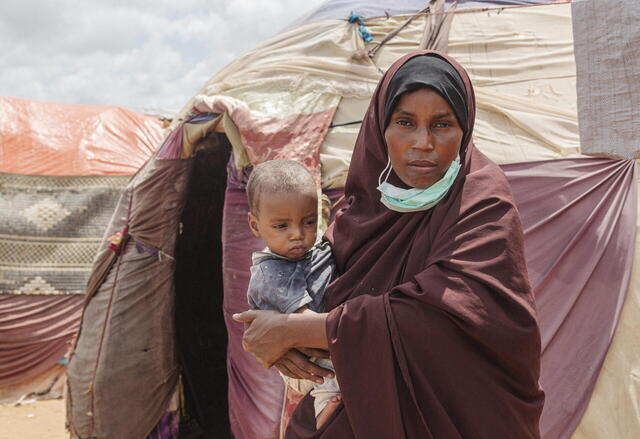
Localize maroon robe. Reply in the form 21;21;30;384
287;50;544;438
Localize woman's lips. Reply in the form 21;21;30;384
407;160;438;174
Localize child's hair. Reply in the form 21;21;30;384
246;159;316;214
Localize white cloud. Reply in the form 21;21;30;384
0;0;327;116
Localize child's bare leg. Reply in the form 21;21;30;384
316;395;341;429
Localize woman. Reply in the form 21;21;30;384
234;50;545;438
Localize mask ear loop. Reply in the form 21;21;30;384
377;156;393;187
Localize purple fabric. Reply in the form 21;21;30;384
223;183;284;439
156;114;219;159
156;125;184;159
146;411;179;439
503;158;637;439
288;0;563;29
223;157;636;439
222;176;346;439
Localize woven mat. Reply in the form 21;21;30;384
0;172;130;295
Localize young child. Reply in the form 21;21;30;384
245;159;340;429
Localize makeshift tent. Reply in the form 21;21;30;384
0;96;163;405
66;0;640;438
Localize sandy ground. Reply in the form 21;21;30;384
0;399;67;439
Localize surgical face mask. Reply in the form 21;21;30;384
376;156;461;212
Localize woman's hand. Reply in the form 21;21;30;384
275;349;334;383
232;309;293;368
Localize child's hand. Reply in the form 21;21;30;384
297;347;330;359
275;349;333;384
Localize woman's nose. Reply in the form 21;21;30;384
412;128;434;151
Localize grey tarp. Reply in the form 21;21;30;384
66;157;193;439
573;0;640;159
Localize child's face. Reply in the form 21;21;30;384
248;190;318;259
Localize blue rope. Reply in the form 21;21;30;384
347;12;373;43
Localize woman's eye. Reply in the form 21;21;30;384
434;121;451;128
396;119;412;127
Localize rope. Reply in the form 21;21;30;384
86;189;134;436
329;120;363;128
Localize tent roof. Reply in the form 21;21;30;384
290;0;565;28
0;97;164;176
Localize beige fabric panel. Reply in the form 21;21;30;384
173;19;380;124
448;3;584;164
572;174;640;438
320;97;369;189
177;3;587;188
321;4;585;187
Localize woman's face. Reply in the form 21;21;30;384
384;87;464;189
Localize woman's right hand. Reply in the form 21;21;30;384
275;349;334;384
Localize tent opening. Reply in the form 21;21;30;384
174;132;232;437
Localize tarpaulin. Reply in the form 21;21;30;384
0;97;163;176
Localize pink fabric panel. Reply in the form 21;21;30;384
199;98;338;183
222;177;344;439
0;294;83;386
503;158;637;439
222;180;284;439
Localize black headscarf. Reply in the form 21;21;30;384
383;55;468;132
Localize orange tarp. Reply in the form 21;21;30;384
0;97;164;175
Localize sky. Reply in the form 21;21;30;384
0;0;327;117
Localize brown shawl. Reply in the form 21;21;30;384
287;50;544;438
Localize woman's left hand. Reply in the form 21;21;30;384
232;309;292;368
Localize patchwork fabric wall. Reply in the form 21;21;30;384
62;1;640;438
0;98;162;403
172;1;638;438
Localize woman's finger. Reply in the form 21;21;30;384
232;310;257;323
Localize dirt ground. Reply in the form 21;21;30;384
0;399;67;439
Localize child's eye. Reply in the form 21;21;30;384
304;219;317;226
272;224;286;229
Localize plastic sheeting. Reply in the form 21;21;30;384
0;97;163;176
